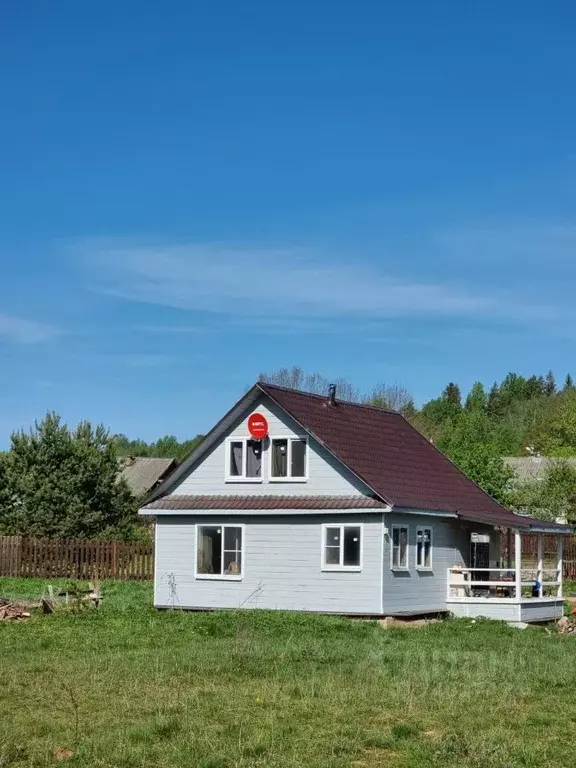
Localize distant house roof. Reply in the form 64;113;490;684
504;456;576;484
121;457;177;496
145;383;570;532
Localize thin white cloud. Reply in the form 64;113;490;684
0;314;58;344
133;317;440;345
75;238;561;326
434;223;576;268
85;353;174;369
133;324;211;335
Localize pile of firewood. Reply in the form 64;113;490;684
557;616;576;635
0;598;31;622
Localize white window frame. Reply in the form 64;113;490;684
268;435;309;482
224;437;263;483
416;526;433;570
195;523;245;581
321;523;363;572
390;525;409;570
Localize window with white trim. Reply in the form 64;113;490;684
226;438;262;480
416;526;432;569
322;524;362;570
196;525;243;578
391;526;409;569
270;437;308;480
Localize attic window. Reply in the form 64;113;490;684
270;437;307;480
226;438;262;481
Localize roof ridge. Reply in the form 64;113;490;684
258;381;403;415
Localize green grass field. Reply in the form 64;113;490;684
2;578;576;768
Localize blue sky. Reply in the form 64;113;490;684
1;1;576;445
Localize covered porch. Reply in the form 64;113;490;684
447;525;568;623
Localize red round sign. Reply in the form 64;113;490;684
248;413;269;440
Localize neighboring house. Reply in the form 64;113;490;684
504;456;576;485
121;457;177;497
504;456;576;524
140;383;570;623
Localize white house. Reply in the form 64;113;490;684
140;383;571;622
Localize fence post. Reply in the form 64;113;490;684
112;540;118;579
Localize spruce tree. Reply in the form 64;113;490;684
545;369;556;396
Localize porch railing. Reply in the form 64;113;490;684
447;567;562;600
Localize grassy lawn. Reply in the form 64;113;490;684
2;579;576;767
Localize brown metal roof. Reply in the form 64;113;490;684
258;383;570;532
142;495;387;511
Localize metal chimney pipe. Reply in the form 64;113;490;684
328;384;337;406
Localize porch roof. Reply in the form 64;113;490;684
456;510;571;533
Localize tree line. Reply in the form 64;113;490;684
110;432;204;462
2;366;576;540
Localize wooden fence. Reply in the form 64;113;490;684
1;533;575;583
0;536;154;580
500;532;576;579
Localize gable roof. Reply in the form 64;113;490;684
504;456;576;484
258;384;568;531
121;457;177;496
146;382;570;532
259;384;505;517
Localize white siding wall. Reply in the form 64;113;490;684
381;515;498;614
381;514;466;614
154;513;383;614
167;398;369;497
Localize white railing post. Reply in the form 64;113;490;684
514;530;522;600
557;536;564;599
537;533;543;598
447;568;451;599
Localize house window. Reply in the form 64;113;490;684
391;526;409;569
226;438;262;481
196;525;243;578
322;525;362;570
270;437;308;480
416;527;432;569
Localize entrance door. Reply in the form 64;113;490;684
470;536;490;569
470;533;490;593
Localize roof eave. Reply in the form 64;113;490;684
139;506;390;516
